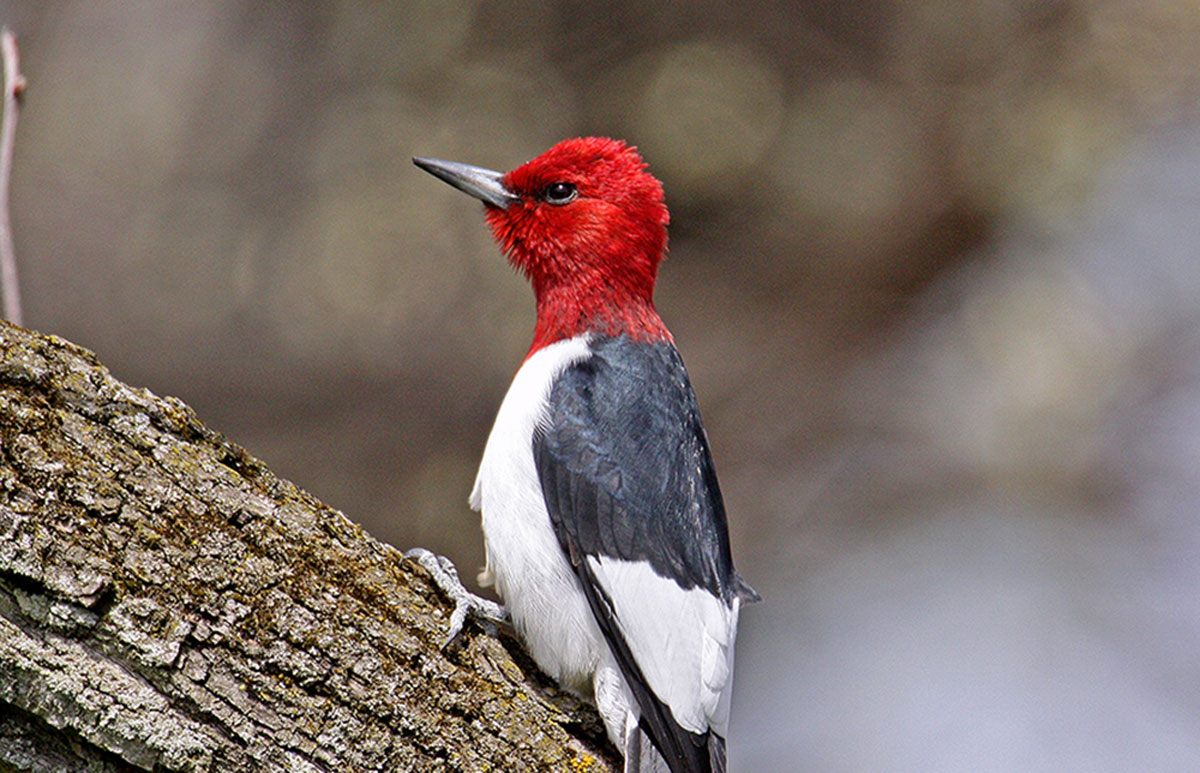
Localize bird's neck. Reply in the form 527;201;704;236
527;279;671;357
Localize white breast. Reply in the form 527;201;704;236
469;335;605;691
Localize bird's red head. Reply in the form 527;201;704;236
415;138;672;355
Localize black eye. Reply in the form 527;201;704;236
543;182;577;204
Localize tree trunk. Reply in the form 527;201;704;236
0;321;619;772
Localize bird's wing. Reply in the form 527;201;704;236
533;336;750;771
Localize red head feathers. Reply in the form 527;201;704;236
415;138;673;354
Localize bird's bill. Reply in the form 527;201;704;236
412;157;519;208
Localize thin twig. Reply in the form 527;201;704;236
0;28;25;327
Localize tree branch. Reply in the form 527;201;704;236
0;29;23;326
0;321;619;772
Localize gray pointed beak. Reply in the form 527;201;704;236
412;156;519;208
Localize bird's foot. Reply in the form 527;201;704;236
404;548;507;648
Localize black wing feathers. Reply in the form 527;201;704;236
533;336;740;773
534;336;736;599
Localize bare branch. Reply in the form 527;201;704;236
0;28;24;327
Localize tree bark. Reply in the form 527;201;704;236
0;321;619;772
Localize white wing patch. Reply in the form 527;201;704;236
586;555;741;736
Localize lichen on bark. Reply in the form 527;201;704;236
0;321;618;772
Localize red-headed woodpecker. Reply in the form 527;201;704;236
412;138;757;773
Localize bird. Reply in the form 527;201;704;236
411;137;757;773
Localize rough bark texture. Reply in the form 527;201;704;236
0;321;619;772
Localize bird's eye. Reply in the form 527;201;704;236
543;182;578;205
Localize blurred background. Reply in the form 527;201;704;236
3;1;1200;769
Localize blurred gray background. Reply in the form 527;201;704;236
3;1;1200;770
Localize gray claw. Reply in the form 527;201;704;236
404;548;507;647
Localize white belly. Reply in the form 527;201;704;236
469;335;605;692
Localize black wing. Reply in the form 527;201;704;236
533;336;752;773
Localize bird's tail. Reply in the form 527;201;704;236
708;734;726;773
625;727;670;773
624;727;726;773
